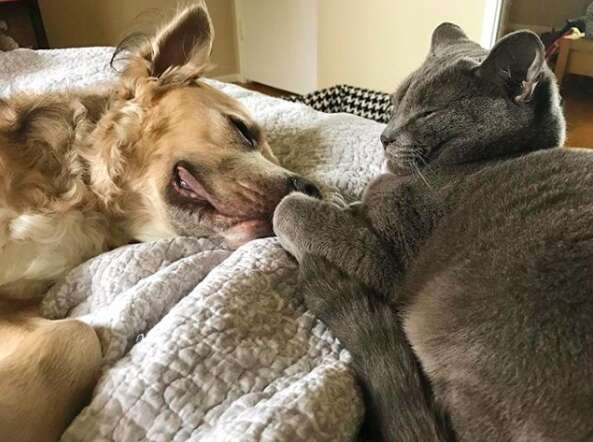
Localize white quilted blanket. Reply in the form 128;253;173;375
0;48;385;441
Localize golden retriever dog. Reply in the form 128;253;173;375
0;3;319;441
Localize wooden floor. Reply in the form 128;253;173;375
239;80;593;149
563;77;593;149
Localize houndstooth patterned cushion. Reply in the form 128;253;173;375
285;84;393;124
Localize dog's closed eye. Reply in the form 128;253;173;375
229;116;257;148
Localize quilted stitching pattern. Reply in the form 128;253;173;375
0;48;386;442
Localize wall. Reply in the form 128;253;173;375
235;0;318;94
38;0;489;91
37;0;239;77
317;0;487;92
207;0;240;78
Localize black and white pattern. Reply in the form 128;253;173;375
285;84;393;124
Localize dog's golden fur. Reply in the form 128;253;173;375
0;3;316;440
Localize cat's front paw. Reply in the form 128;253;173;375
273;192;320;261
299;253;378;352
299;253;347;320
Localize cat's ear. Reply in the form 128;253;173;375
431;23;469;55
476;31;545;104
150;2;214;77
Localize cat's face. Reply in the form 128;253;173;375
381;24;565;175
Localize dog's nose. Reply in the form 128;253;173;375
288;176;321;199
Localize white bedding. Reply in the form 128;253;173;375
0;47;385;441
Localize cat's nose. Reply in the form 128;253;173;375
288;176;322;199
380;127;397;148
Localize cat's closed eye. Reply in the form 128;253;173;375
416;110;438;120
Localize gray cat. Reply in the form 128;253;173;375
273;23;593;442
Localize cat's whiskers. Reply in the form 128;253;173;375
416;154;438;182
392;150;416;159
410;157;435;193
390;147;436;193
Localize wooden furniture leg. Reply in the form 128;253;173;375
555;38;570;88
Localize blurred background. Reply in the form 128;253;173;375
1;0;591;146
1;0;488;91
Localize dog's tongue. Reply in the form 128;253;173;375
177;165;213;203
176;165;271;223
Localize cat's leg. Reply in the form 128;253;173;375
275;192;451;441
298;253;388;352
361;173;437;262
298;253;452;442
274;192;398;296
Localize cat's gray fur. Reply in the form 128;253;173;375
273;24;593;442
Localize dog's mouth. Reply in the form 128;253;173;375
169;162;274;246
172;164;215;207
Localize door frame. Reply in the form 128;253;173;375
481;0;506;48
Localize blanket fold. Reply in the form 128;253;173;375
0;47;385;442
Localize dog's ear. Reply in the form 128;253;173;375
115;2;215;80
475;30;545;104
431;23;469;55
150;2;214;77
0;98;17;131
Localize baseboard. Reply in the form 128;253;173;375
212;73;243;83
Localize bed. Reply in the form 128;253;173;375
0;47;386;441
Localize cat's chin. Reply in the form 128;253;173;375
383;158;415;176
